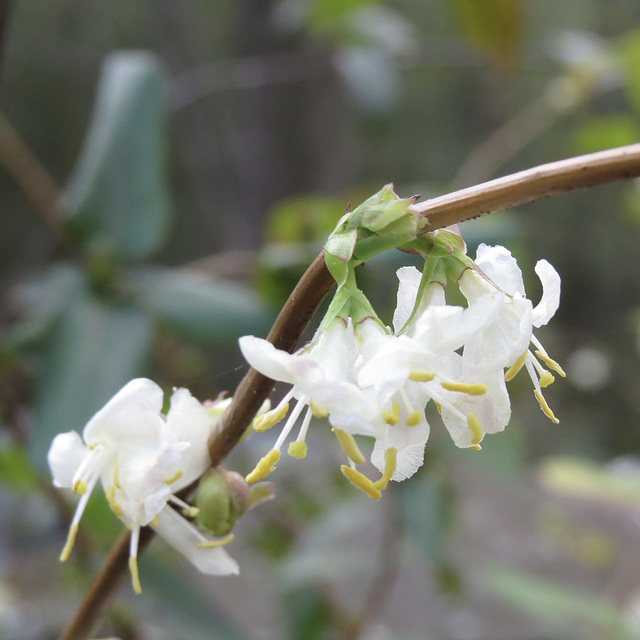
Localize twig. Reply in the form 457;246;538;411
413;143;640;231
58;143;640;640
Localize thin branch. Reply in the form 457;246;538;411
58;142;640;640
413;143;640;231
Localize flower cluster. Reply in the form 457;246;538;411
48;378;240;593
240;240;564;498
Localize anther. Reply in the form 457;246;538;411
59;524;78;562
106;484;124;517
246;449;281;484
72;479;87;495
373;448;397;491
534;390;559;424
505;351;528;381
405;411;423;427
340;465;381;500
441;382;487;396
288;441;308;459
538;370;555;388
198;533;235;549
129;556;142;594
333;428;366;465
467;412;483;446
535;350;566;377
309;399;328;419
382;401;400;426
409;369;436;382
253;402;290;433
164;470;183;485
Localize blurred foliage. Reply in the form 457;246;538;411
2;1;640;639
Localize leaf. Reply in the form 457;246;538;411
31;288;152;469
450;0;524;70
127;267;274;346
63;51;171;261
0;444;39;491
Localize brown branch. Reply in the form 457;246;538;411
414;143;640;231
58;142;640;640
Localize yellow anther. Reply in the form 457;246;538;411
406;411;423;427
373;448;397;491
309;399;328;419
505;351;528;382
59;524;78;562
467;412;483;445
253;403;289;433
246;449;281;484
382;401;400;426
182;506;200;518
535;350;566;377
539;370;555;388
534;390;559;424
129;556;142;594
72;479;87;495
197;533;235;549
106;484;124;517
151;515;160;527
288;441;308;459
409;369;436;382
434;401;442;415
164;470;183;485
469;444;482;451
340;465;382;500
441;382;487;396
333;428;366;465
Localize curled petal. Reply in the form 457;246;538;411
392;266;422;333
475;244;525;295
48;431;87;488
239;336;301;385
532;259;561;327
154;506;239;576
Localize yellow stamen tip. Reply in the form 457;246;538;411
106;484;124;517
382;401;400;426
129;556;142;594
539;370;555;388
340;465;381;500
288;441;308;459
534;389;559;424
59;524;78;562
373;448;397;491
309;399;328;419
164;470;184;485
246;449;281;484
197;533;235;548
332;428;366;465
434;401;442;415
469;444;482;451
467;412;483;445
535;350;566;377
441;382;487;396
151;515;160;527
182;506;200;518
72;480;87;496
409;369;436;382
405;411;423;427
505;351;528;382
253;403;289;433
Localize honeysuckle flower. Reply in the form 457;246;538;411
48;378;238;593
459;244;565;423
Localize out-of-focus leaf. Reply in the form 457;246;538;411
284;586;332;640
450;0;524;70
620;28;640;114
127;267;273;346
483;564;630;636
573;114;640;154
0;444;38;491
63;51;171;261
308;0;376;31
31;290;152;469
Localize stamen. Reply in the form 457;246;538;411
373;448;397;491
253;399;290;433
382;401;400;425
441;381;487;396
288;441;307;458
534;390;559;424
273;398;307;451
505;351;528;381
72;480;88;495
409;368;436;382
340;465;381;500
197;533;235;549
246;449;281;484
164;470;183;485
333;428;366;465
309;399;328;418
106;484;124;517
129;526;142;594
169;495;199;518
405;411;423;427
467;412;483;446
530;353;554;388
535;349;566;377
59;524;78;562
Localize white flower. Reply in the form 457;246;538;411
460;244;565;422
48;379;238;593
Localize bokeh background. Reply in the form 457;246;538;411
3;1;640;639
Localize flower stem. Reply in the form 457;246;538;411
57;142;640;640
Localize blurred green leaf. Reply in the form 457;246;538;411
31;289;151;469
573;114;640;154
127;267;273;346
308;0;376;31
0;444;39;491
620;28;640;114
284;586;332;640
64;51;171;261
450;0;524;70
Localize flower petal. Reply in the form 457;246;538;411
474;244;525;295
239;336;300;385
48;431;88;488
532;259;561;327
392;266;422;333
154;506;239;575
